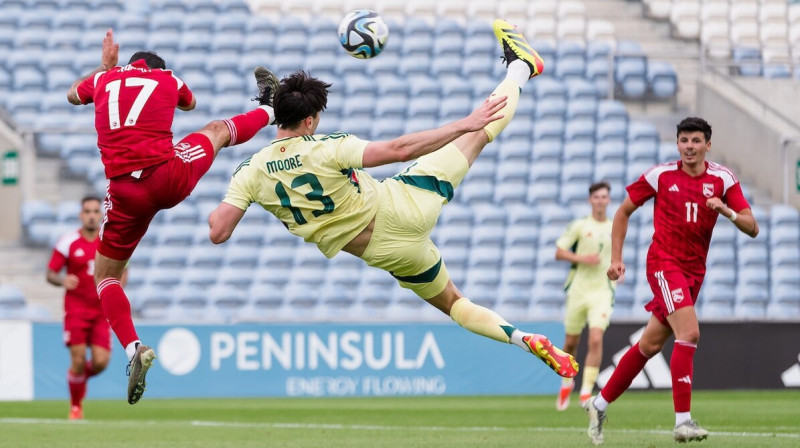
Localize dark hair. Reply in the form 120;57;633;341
128;51;166;69
676;117;712;142
589;181;611;195
81;195;101;206
274;71;331;129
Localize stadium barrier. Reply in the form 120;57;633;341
595;323;800;391
1;321;798;401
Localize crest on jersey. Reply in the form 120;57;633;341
671;288;684;303
702;183;714;198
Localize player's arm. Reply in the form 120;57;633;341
706;198;759;238
554;221;600;265
209;202;246;244
361;95;507;167
555;247;600;266
177;96;197;111
607;197;639;281
46;269;79;290
67;29;119;105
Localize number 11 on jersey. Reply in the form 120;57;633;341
685;202;698;222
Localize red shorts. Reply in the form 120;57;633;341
98;133;214;260
64;312;112;350
644;267;705;325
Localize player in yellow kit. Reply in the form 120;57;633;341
554;182;615;409
208;20;579;378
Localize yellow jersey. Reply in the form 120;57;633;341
555;215;616;297
223;133;381;258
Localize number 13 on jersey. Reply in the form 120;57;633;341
275;174;335;225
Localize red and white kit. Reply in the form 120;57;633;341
48;230;111;349
76;58;214;260
626;160;750;323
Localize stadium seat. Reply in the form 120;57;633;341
627;121;661;147
771;246;800;269
770;205;800;227
647;61;678;99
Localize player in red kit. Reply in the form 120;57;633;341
67;29;279;404
585;117;760;445
47;196;128;419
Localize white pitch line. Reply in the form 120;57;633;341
1;418;798;439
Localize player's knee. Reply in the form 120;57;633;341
588;336;603;352
70;357;87;374
639;339;664;357
198;120;230;149
92;359;110;373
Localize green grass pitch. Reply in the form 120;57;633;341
1;391;798;447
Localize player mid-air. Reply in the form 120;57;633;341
208;20;579;379
67;29;280;404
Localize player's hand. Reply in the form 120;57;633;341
582;254;601;266
101;28;119;70
607;260;625;281
63;274;80;290
705;197;729;216
458;95;507;132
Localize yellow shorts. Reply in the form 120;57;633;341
360;143;469;299
563;290;614;335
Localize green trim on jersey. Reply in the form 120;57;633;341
391;258;443;283
232;156;252;177
392;175;454;202
500;325;516;339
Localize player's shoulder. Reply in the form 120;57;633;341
54;229;82;253
706;161;739;183
643;160;679;176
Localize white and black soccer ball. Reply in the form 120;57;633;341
338;10;389;59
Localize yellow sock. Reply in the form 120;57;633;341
449;297;514;343
483;79;521;143
580;366;600;396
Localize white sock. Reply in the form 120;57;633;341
505;59;531;88
593;393;610;411
258;105;276;125
562;378;574;388
509;329;532;352
125;340;141;361
676;412;692;426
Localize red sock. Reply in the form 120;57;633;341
222;107;272;146
599;342;651;403
97;278;139;349
671;340;696;413
67;369;86;407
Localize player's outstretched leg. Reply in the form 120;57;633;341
126;343;156;405
253;66;279;106
673;419;709;443
201;67;279;154
522;334;580;378
586;395;608;446
433;284;578;378
493;19;545;79
452;19;543;166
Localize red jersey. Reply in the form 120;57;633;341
48;230;102;318
627;160;750;273
76;59;194;178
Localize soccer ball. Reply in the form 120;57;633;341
338;10;389;59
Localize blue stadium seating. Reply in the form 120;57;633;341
3;1;796;322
